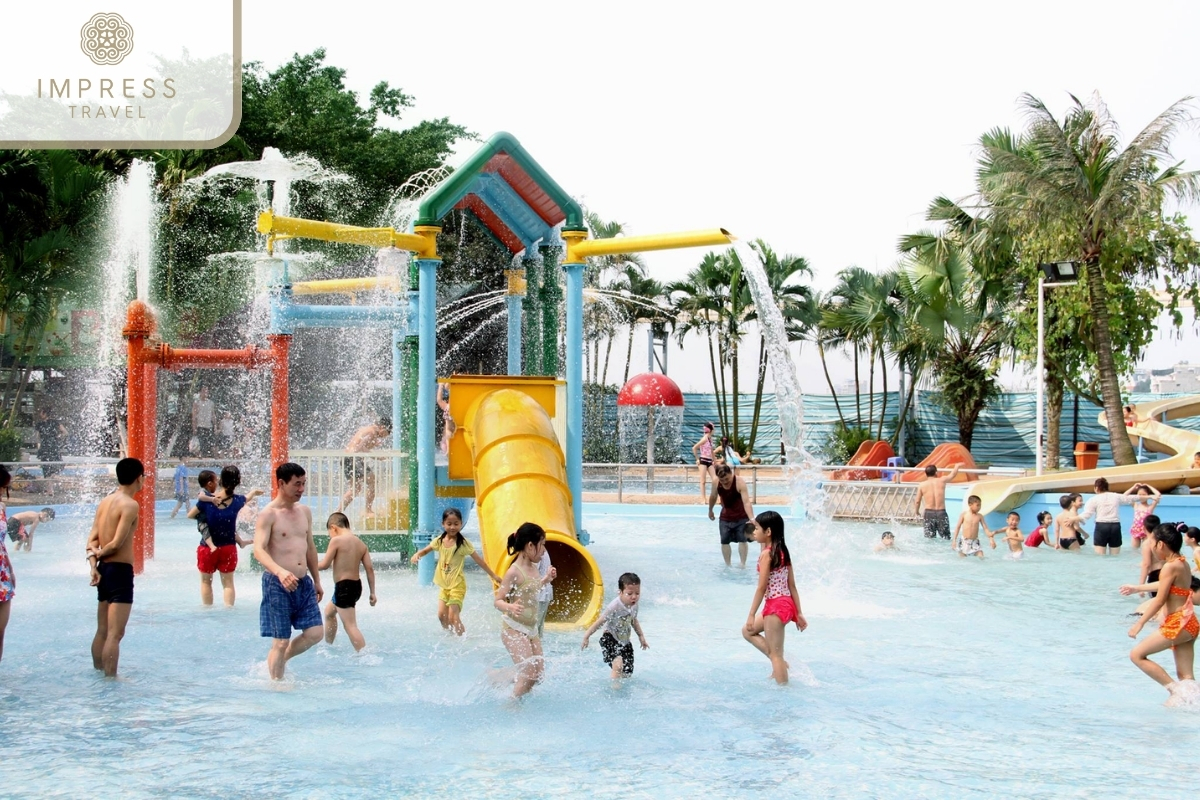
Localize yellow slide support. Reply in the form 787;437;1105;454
461;387;603;628
971;394;1200;515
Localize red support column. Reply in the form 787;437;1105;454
267;334;291;496
143;362;158;560
123;302;153;575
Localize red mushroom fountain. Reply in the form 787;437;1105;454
617;373;685;493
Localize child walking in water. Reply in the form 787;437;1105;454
743;511;807;684
582;572;648;679
952;496;994;558
319;513;377;651
411;508;501;635
1127;524;1196;702
494;522;555;698
1125;483;1161;549
1025;511;1053;548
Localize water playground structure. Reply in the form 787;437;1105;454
120;132;734;627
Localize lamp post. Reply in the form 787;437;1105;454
1035;261;1079;475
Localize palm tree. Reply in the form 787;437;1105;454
810;291;849;429
583;212;647;387
608;266;668;385
743;240;815;453
670;253;732;433
825;267;878;428
978;93;1200;465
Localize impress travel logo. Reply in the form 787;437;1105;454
0;1;241;148
80;13;135;66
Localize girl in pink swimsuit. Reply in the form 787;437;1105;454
0;465;13;663
743;510;807;684
1125;483;1160;548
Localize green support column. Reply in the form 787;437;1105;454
402;259;420;536
540;242;562;376
522;252;543;375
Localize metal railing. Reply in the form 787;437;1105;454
288;450;406;528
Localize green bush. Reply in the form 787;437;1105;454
820;423;875;465
0;427;22;463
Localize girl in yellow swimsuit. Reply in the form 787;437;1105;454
1128;524;1196;700
494;522;554;699
410;508;500;635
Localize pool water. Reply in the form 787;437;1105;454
1;503;1197;798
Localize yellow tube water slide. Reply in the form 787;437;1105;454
971;394;1200;515
461;388;603;628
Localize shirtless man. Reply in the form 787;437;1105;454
254;462;324;680
707;464;755;567
913;463;960;539
337;418;392;516
86;458;144;678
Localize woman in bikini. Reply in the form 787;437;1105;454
743;510;807;685
691;423;716;500
494;522;554;698
1128;524;1196;699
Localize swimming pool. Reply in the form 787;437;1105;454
1;503;1195;798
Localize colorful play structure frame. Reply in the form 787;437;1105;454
122;131;733;626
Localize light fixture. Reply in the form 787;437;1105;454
1039;261;1079;282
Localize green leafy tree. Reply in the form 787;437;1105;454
978;93;1200;465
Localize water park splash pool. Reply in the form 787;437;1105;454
3;503;1197;799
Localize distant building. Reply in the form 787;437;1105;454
1150;362;1200;393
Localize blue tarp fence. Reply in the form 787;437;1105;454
594;390;1200;468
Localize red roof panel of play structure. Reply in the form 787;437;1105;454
484;153;566;227
617;373;685;407
454;193;526;255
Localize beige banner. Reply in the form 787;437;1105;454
0;0;241;147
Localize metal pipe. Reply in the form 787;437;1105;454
507;295;523;376
565;228;734;263
416;257;439;585
268;334;291;492
291;276;401;295
563;259;585;534
1036;275;1045;476
277;303;408;329
256;209;437;258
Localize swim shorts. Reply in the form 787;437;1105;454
923;509;951;539
719;517;749;545
438;579;467;608
342;458;373;482
332;578;363;609
764;595;801;626
600;631;635;674
1093;522;1122;549
958;537;983;556
259;573;322;639
699;458;713;467
196;543;238;574
1058;536;1082;549
6;518;24;542
96;561;135;604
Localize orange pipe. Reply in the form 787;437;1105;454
139;343;264;370
143;362;158;561
268;334;291;496
125;332;147;574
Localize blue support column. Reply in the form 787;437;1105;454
416;257;439;585
563;260;585;535
507;294;523;376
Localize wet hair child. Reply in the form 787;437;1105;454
1125;483;1161;549
1001;511;1024;558
1025;511;1053;548
873;531;896;552
411;508;500;636
582;572;648;679
1055;493;1085;550
318;512;377;651
743;511;807;684
187;470;218;549
493;522;555;698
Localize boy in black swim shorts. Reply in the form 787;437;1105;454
318;513;377;652
86;458;144;678
582;573;648;678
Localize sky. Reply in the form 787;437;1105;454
241;0;1200;393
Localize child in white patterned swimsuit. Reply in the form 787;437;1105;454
953;495;994;558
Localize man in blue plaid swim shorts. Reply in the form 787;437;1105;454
254;463;325;680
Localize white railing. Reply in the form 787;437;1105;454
289;450;407;528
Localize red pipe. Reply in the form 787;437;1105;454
268;334;291;495
143;362;158;561
140;343;264;370
123;301;153;575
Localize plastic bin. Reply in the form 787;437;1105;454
1074;442;1099;471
